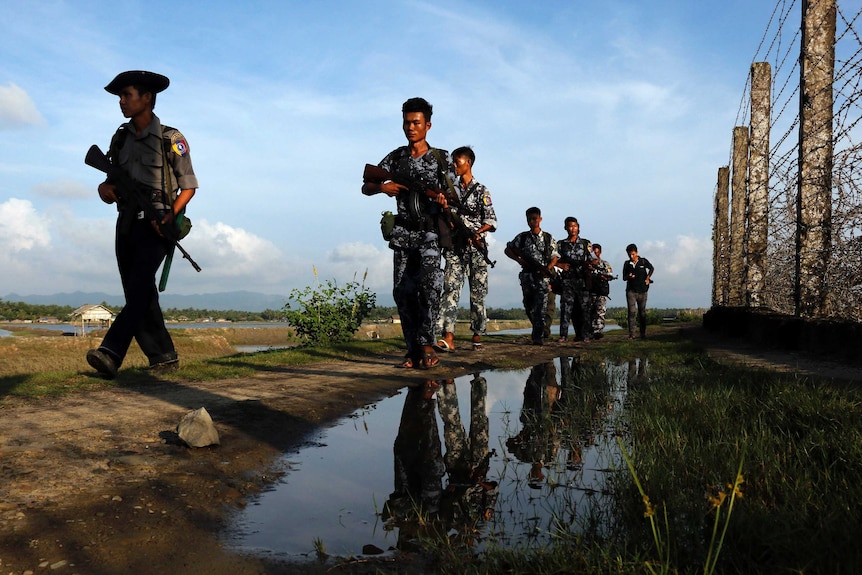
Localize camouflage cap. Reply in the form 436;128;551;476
104;70;170;95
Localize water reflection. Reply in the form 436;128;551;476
383;376;498;551
228;357;642;561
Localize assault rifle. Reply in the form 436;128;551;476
363;163;462;217
505;244;556;278
442;209;496;268
363;164;494;266
85;145;201;273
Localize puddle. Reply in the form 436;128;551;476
233;344;295;353
226;357;645;562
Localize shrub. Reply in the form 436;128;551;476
283;271;376;346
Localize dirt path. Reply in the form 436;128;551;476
0;336;578;575
2;327;860;575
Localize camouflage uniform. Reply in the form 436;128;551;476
507;231;559;343
504;362;560;487
556;237;597;340
378;146;455;359
589;257;613;337
387;384;444;518
438;179;497;339
436;375;497;525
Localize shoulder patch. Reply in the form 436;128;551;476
170;132;190;157
483;194;492;206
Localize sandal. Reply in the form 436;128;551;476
435;339;452;352
471;334;483;351
420;351;440;369
398;356;415;369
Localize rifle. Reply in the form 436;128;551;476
363;163;457;221
507;245;556;278
85;145;201;273
441;209;495;267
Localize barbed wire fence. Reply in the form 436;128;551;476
718;0;862;320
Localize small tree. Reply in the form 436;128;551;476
284;270;376;346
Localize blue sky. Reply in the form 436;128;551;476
0;0;781;309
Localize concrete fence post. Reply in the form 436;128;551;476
796;0;836;318
729;126;749;306
747;62;771;307
713;166;731;306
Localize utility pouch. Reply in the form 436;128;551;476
380;210;395;240
436;214;453;249
177;212;192;240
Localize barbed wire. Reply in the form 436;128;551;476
724;0;862;318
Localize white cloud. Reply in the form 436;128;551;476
638;235;713;308
0;198;51;252
0;83;44;129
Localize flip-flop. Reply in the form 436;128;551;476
398;356;415;369
435;339;454;353
472;342;484;351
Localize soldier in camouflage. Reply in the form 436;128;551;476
588;243;614;339
505;207;559;345
436;146;497;352
362;97;454;369
555;217;597;342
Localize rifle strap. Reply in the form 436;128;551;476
430;148;458;198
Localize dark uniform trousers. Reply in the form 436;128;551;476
100;213;176;366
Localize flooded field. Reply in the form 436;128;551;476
227;356;645;563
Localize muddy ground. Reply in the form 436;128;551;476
1;326;860;575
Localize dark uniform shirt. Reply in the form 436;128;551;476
109;114;198;211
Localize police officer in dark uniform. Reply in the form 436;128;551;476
86;70;198;379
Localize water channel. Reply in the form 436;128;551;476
226;356;646;563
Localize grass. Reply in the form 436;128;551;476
7;321;860;573
0;326;411;398
355;328;862;574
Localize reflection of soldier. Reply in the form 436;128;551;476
627;358;648;384
436;375;498;525
543;285;556;340
505;362;560;488
384;382;445;521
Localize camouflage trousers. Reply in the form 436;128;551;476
519;271;550;342
589;294;607;336
393;243;443;356
436;375;490;479
558;278;591;339
438;247;489;337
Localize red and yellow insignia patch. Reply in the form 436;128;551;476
171;132;190;157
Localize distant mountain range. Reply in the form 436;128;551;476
3;291;290;312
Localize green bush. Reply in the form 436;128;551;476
612;307;664;329
283;273;376;346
